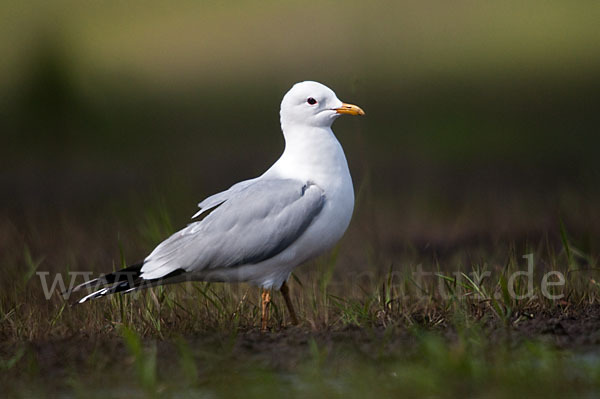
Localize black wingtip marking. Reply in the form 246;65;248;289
64;261;144;299
76;267;187;304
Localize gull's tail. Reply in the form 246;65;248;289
63;263;186;304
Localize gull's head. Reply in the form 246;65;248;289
280;81;364;130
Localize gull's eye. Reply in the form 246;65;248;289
307;97;317;105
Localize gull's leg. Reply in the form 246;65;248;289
261;289;271;332
280;281;299;325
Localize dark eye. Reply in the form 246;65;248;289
307;97;317;105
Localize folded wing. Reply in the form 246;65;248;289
192;177;259;219
140;178;325;280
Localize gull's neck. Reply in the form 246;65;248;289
266;125;350;185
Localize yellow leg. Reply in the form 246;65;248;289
261;289;271;332
280;281;299;325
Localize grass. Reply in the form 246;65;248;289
2;311;600;398
5;236;594;339
1;198;600;397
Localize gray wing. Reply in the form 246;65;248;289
191;177;259;219
140;178;325;280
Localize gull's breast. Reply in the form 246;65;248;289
259;126;355;271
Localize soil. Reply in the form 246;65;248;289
4;304;600;383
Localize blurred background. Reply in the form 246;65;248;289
2;0;599;272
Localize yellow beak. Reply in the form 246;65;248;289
335;103;365;116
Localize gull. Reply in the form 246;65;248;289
68;81;364;330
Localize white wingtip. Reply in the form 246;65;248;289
78;288;109;304
191;208;204;219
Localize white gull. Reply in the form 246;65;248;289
70;81;365;330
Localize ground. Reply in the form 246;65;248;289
2;199;600;397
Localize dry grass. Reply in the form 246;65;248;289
1;210;598;340
2;219;600;397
